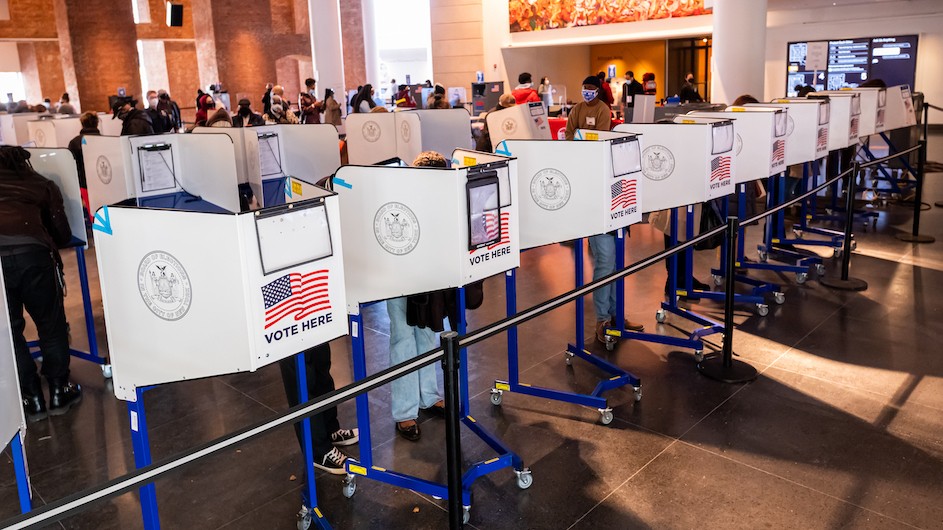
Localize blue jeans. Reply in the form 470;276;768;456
588;234;617;322
387;297;441;422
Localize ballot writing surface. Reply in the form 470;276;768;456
138;145;176;192
258;133;283;177
256;202;333;275
611;138;642;178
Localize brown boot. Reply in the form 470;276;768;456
595;319;611;344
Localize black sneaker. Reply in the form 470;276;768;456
330;428;359;446
48;381;82;416
314;447;349;475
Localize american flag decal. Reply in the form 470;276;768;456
610;179;637;211
710;156;731;182
850;117;859;139
471;212;511;253
772;140;785;165
261;270;331;329
483;211;500;240
816;127;828;152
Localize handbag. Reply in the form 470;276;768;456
694;199;724;251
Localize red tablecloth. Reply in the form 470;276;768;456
548;117;624;139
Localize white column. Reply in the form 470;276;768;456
710;0;767;105
308;0;347;111
360;0;381;87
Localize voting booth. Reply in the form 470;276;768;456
613;120;737;212
27;116;82;148
753;100;829;163
83;133;241;215
689;107;788;180
0;113;41;146
0;269;25;458
193;127;262;206
345;112;422;165
410;108;474;158
486;101;551;150
493;134;643;249
626;95;656;124
25;148;89;246
846;88;886;136
882;85;917;131
809;92;860;149
94;190;348;401
334;159;520;311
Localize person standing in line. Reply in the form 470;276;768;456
352;84;377;113
113;97;155;136
565;76;644;343
679;73;703;103
511;72;540;105
0;146;83;422
621;71;644;119
57;93;76;115
233;98;265;127
321;89;342;126
66;112;100;220
597;72;615;107
157;91;182;132
262;83;274;117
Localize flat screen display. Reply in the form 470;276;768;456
786;35;917;97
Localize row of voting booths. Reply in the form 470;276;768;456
0;113;121;147
344;108;474;165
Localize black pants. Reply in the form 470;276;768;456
2;248;71;394
664;234;690;290
278;343;339;458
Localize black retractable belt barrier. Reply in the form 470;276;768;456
821;162;869;291
697;217;758;383
896;140;935;243
440;331;465;529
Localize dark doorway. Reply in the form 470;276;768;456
667;36;712;101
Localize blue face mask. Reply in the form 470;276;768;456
582;89;598;102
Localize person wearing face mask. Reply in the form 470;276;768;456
157;91;182;132
145;90;170;134
112;96;155;136
621;71;644;118
233;98;264;127
565;76;645;343
680;73;703;103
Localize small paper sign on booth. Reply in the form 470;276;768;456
689;107;788;180
882;85;917;131
94;190;348;401
614;120;737;212
334;158;519;312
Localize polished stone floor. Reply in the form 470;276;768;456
2;134;942;529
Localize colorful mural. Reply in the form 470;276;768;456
510;0;712;33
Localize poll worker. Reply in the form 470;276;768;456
679;73;703;103
512;72;540;105
621;71;644;118
565;76;645;343
0;146;83;422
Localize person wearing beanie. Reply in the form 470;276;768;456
566;75;644;342
233;98;264;127
512;72;541;105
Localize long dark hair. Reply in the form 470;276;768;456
353;84;376;112
324;88;334;101
0;146;34;173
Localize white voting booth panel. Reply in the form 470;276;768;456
614;121;736;212
0;113;40;146
25;148;89;246
846;88;886;135
810;93;860;149
486;101;551;150
334;161;520;311
499;135;643;249
193;127;262;202
748;102;827;163
628;95;656;124
409;108;474;157
0;269;26;452
84;134;241;213
94;194;348;401
345;112;422;166
689;109;786;180
27;117;82;148
252;124;341;185
99;114;123;136
883;85;917;131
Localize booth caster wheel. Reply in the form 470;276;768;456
756;304;770;317
758;250;768;263
515;469;534;490
712;274;723;286
564;351;574;366
101;364;113;379
774;292;786;305
604;338;616;352
694;350;704;363
599;409;614;425
296;506;313;530
815;264;826;276
655;309;666;323
633;386;642;402
796;272;808;284
490;390;503;406
463;507;471;525
342;476;357;498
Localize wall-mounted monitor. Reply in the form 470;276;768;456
786;35;917;96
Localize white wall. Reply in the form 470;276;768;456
0;42;19;72
765;0;942;123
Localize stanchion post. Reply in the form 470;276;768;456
440;331;464;529
697;217;757;383
897;140;935;243
821;162;869;291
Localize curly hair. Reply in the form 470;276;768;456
412;151;447;168
0;146;33;173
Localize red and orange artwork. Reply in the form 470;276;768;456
509;0;712;32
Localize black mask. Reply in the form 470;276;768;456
238;107;250;117
687;77;695;84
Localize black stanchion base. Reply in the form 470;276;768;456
896;233;936;243
697;357;758;384
820;276;869;291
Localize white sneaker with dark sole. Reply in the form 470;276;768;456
330;428;359;446
314;447;349;475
